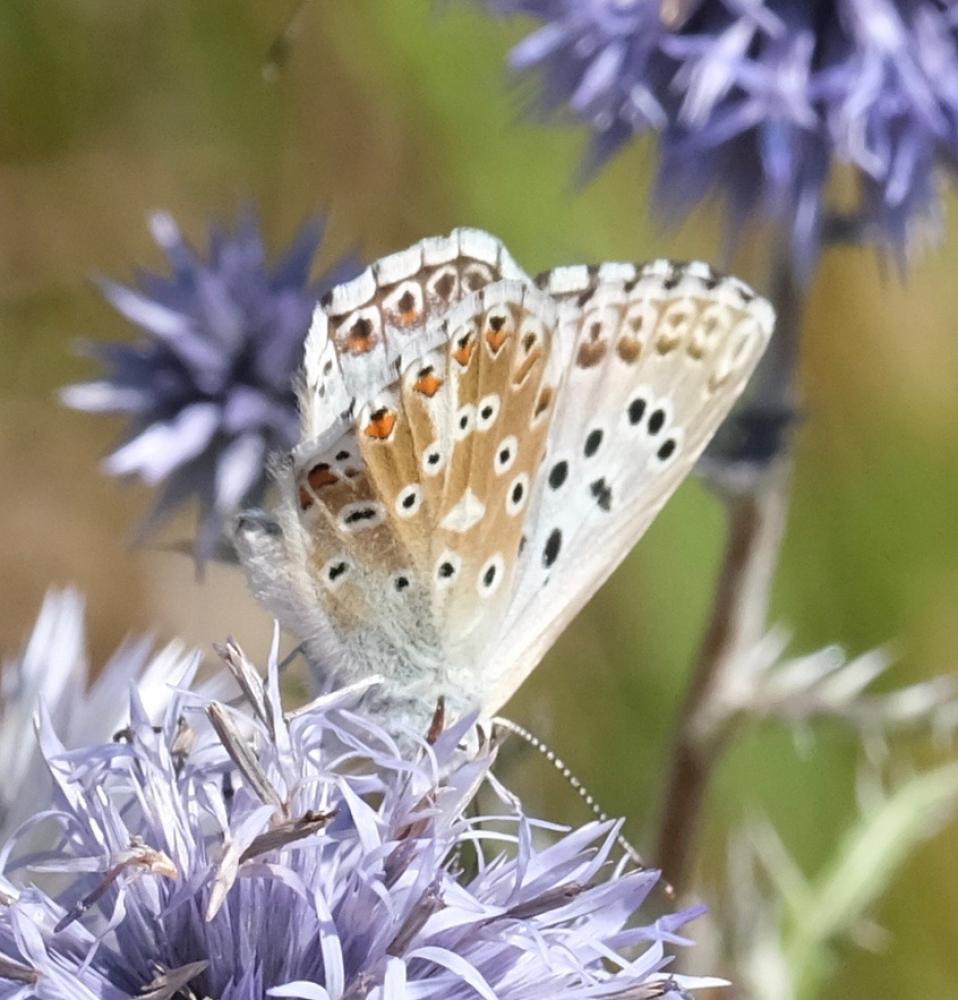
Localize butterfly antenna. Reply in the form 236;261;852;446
493;717;672;896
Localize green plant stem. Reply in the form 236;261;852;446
655;241;805;892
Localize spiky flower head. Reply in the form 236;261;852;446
0;637;721;999
61;211;359;561
484;0;958;274
0;588;200;847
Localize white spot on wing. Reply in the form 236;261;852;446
441;490;486;533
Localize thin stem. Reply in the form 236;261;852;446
654;238;806;892
656;466;790;889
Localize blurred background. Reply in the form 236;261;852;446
1;2;957;994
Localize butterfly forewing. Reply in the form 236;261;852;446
235;230;774;728
481;260;773;712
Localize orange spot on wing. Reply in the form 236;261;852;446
453;338;474;367
347;317;375;354
576;341;607;368
366;408;396;439
307;464;337;490
486;328;510;354
616;337;641;363
299;462;338;510
414;370;443;397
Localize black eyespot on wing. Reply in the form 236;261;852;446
481;405;494;420
590;477;612;512
438;561;456;579
511;481;524;504
483;563;496;587
344;507;378;525
328;562;347;581
543;528;562;568
395;575;410;591
584;429;603;457
627;398;646;425
548;461;568;489
336;450;350;461
402;492;417;509
427;451;441;466
648;409;665;435
657;438;677;461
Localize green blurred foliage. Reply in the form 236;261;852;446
0;2;956;995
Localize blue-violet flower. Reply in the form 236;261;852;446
61;212;359;561
484;0;958;273
0;636;721;999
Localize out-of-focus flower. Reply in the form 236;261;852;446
0;636;722;999
716;763;958;1000
61;211;359;562
0;588;200;846
483;1;958;272
692;625;958;747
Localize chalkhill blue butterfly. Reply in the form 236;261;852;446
235;229;774;731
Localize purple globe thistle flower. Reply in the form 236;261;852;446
0;588;201;847
61;212;359;562
483;0;958;274
0;637;722;999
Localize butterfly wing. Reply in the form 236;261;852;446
476;259;774;714
236;231;773;727
237;232;559;721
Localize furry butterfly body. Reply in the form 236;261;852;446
235;229;774;730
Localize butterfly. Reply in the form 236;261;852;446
234;229;773;731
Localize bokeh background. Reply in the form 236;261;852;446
2;2;957;994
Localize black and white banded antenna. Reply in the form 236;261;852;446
493;716;674;897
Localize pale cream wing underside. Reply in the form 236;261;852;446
236;230;773;726
477;260;774;715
